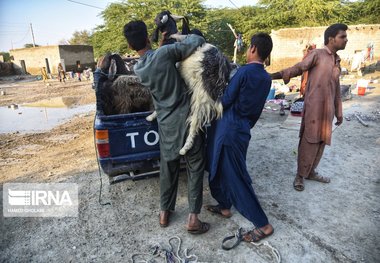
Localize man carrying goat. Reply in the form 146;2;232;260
123;20;210;234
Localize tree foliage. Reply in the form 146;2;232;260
69;30;92;45
257;0;349;29
0;52;11;62
90;0;207;58
89;0;379;62
24;44;40;48
347;0;380;24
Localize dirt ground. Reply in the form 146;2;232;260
0;72;379;263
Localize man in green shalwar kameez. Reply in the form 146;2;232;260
123;20;209;234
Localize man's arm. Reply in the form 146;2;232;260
169;33;187;42
221;70;243;110
165;34;205;62
334;80;343;126
270;72;282;80
270;50;318;84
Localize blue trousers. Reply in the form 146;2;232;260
209;145;269;228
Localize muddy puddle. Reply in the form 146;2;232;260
0;103;95;134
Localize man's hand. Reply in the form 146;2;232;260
169;33;186;42
159;32;168;47
270;72;282;80
335;116;343;126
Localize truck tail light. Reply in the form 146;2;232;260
95;130;110;158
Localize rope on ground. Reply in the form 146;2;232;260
250;240;281;263
222;228;281;262
131;236;198;263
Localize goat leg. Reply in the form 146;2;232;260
146;111;157;121
180;134;195;155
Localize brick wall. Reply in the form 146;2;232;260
268;24;380;72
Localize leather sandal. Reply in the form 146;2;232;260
306;172;330;183
293;175;304;191
243;227;274;243
187;221;210;235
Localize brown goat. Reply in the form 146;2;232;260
95;53;153;115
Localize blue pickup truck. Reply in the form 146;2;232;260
93;66;161;183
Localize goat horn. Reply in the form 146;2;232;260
170;14;184;21
108;59;117;80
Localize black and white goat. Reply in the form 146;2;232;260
94;53;153;115
152;10;231;155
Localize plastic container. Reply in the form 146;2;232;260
357;79;368;96
267;88;275;100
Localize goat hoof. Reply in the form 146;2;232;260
146;116;153;121
179;148;187;155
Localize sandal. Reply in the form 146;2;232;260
243;227;274;243
293;175;304;191
187;221;210;235
306;172;330;183
204;205;232;218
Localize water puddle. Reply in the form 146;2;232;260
0;104;95;134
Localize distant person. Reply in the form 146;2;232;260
206;33;274;242
76;62;82;81
41;67;48;82
366;42;374;62
351;50;365;72
271;23;347;191
83;67;92;81
57;63;66;83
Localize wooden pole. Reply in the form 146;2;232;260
227;23;238;63
30;23;36;47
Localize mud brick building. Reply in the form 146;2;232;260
269;24;380;71
9;45;95;75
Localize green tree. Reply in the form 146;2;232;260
0;52;11;62
69;30;92;45
201;6;267;63
257;0;349;29
347;0;380;24
24;43;40;48
202;8;238;57
89;0;380;63
91;0;206;58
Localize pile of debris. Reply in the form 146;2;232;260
345;110;380;127
0;62;15;76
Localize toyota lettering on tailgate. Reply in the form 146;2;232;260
126;131;159;148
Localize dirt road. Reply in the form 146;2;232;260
0;74;379;262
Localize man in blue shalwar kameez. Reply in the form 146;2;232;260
206;33;274;242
